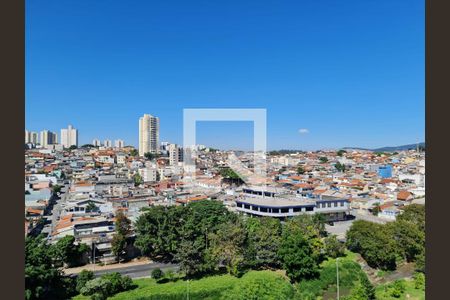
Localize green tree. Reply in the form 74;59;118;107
51;235;89;267
371;202;381;216
278;217;323;282
297;165;305;175
133;173;143;186
76;269;94;293
144;152;158;160
387;219;424;262
52;184;62;194
346;220;398;270
207;219;246;276
415;249;425;273
337;149;347;157
397;204;425;231
324;234;345;258
25;235;75;300
111;211;131;262
244;217;281;269
135;205;185;260
319;156;328;163
129;148;138;156
335;162;346;172
85;201;99;213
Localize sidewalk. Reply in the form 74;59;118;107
63;257;153;275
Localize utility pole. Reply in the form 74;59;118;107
336;257;340;300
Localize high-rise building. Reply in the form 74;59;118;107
25;130;30;144
40;130;57;147
104;139;112;148
168;144;179;165
92;139;101;147
115;139;124;148
31;132;39;144
178;146;184;163
60;125;78;148
139;114;159;156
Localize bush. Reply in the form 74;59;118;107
76;270;94;292
223;270;294;300
389;280;406;298
101;272;133;294
414;272;425;290
151;268;164;280
296;256;368;299
80;278;112;300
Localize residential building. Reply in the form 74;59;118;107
114;139;124;148
40;130;57;147
139;114;159;156
60;124;78;148
92;139;101;147
104;139;112;148
169;144;179;165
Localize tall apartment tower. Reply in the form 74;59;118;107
30;132;39;144
60;125;78;148
139;114;159;156
168;144;179;165
40;130;57;147
104;139;112;148
115;139;124;148
25;130;30;144
92;139;101;147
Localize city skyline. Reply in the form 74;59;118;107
26;0;424;150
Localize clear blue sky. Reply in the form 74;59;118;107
25;0;424;150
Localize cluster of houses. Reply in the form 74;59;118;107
25;145;425;263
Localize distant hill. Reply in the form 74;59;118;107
343;142;425;152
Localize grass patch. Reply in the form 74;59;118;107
375;279;425;300
294;251;367;300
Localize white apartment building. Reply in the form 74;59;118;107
104;139;112;148
92;139;101;147
139;114;159;156
60;124;78;148
138;167;158;182
169;143;179;166
40;130;58;147
114;139;124;148
25;130;39;144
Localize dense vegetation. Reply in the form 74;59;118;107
25;235;84;299
346;205;425;271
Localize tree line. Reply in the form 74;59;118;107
346;204;425;272
134;200;345;282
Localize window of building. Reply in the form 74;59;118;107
252;206;258;211
280;208;289;213
237;203;243;208
272;208;280;213
340;202;344;207
327;202;331;208
293;207;302;212
244;204;250;209
260;207;268;212
306;206;314;212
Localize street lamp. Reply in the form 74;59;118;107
336;257;340;300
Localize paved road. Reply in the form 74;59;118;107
91;262;179;279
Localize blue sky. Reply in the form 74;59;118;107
25;0;424;150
